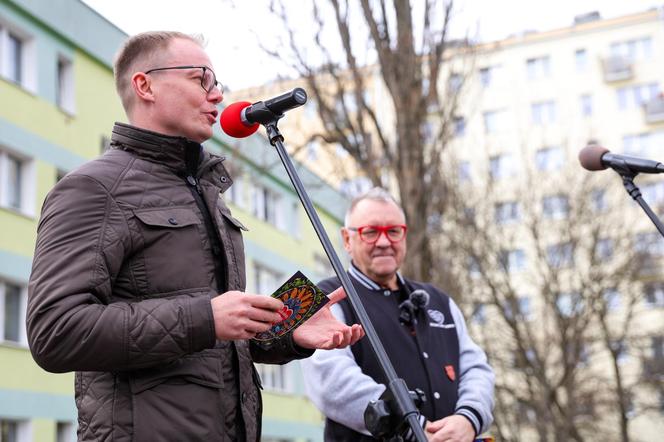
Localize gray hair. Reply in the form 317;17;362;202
344;187;405;227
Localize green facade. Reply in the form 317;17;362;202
0;0;347;440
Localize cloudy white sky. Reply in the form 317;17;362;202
82;0;660;91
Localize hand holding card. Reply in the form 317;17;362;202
252;271;329;343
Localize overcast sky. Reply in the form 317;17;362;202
82;0;660;91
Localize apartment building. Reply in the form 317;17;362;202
0;0;346;440
231;7;664;441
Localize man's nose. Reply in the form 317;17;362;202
374;231;392;246
208;87;223;104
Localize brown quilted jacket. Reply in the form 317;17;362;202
27;123;311;441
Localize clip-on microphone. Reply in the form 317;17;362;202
398;289;430;326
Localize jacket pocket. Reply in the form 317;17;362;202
133;206;210;294
217;205;248;290
129;354;224;440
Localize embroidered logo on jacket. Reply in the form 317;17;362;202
427;309;456;329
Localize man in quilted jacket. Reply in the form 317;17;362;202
27;31;362;442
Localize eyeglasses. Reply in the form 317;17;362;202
144;65;224;94
347;225;407;244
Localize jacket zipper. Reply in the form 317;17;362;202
185;174;229;293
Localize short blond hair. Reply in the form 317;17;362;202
113;31;203;114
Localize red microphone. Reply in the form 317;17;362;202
220;88;307;138
219;101;260;138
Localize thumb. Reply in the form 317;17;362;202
326;286;347;304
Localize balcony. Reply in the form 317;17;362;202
644;94;664;124
602;55;634;82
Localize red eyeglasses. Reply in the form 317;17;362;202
347;225;408;244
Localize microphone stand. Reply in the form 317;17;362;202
612;163;664;238
261;120;427;442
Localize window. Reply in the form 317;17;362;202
535;146;564;171
7;32;23;83
495;201;520;224
471;303;486;325
610;37;652;60
595;238;614;260
312;253;333;281
250;181;284;228
56;56;75;113
1;280;27;345
56;421;75;442
556;292;583;317
603;288;620;312
468;257;481;278
610;340;629;364
479;65;499;87
531;101;556;125
489;153;517;180
500;249;526;273
526;56;550;80
642;181;664;207
651;336;664;361
634;232;664;257
580;94;593;117
306;141;319;161
5;152;33;209
644;282;664;307
591;189;607;212
482;110;506;133
448;73;462;93
458;161;471;182
517;297;532;320
0;25;34;90
547;242;574;268
253;262;283;295
254;362;293;392
575;49;588;72
542;195;569;219
0;418;30;442
228;174;245;208
623;131;664;158
453;116;465;136
616;83;659;110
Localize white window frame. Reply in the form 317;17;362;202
0;22;37;92
0;148;36;217
254;362;294;393
56;54;75;114
252;261;284;295
0;280;28;347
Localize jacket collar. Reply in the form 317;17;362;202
348;262;405;291
110;122;204;177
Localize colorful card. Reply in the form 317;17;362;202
252;271;330;342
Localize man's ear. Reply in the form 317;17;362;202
341;228;352;253
131;72;156;103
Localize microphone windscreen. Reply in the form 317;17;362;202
410;289;430;308
220;101;260;138
578;144;610;171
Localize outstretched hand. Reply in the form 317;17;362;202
292;286;364;349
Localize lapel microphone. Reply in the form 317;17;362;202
398;289;430;326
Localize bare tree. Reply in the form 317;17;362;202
243;0;472;281
440;154;658;441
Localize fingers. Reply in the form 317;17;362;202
212;291;285;340
326;286;346;304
